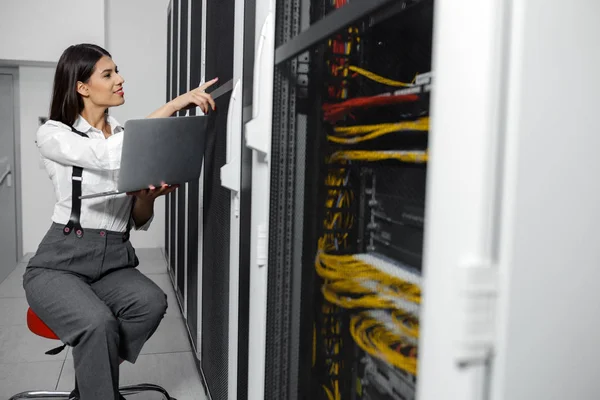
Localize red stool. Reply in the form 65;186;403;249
9;308;176;400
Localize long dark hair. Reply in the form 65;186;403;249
49;44;112;125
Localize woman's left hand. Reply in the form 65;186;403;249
127;183;179;203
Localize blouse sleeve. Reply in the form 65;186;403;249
36;120;123;171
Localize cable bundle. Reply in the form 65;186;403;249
328;117;429;144
350;312;418;375
320;302;344;400
317;168;356;400
316;245;421;302
316;162;423;381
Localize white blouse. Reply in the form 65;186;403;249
36;115;152;233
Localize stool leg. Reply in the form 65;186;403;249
8;390;71;399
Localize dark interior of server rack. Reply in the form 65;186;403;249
280;1;434;399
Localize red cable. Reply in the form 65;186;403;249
323;93;419;123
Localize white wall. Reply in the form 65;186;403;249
7;0;171;253
105;0;170;249
0;0;105;63
18;66;56;254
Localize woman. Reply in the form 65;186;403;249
22;43;217;400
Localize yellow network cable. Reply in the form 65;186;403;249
392;309;420;339
323;284;397;310
329;150;428;164
338;65;416;87
328;118;429;144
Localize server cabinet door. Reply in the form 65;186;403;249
244;0;276;399
201;0;235;398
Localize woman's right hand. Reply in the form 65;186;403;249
169;77;218;114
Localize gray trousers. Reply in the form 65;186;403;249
23;223;168;400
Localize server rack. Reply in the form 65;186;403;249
165;0;252;399
246;0;434;399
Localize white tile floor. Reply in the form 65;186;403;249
0;248;207;400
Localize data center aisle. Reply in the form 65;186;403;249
0;249;207;400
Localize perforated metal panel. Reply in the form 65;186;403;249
264;1;302;399
186;0;203;352
201;94;232;400
201;1;234;398
165;4;172;259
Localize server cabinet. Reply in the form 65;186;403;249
246;0;433;399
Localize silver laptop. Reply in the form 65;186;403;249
80;115;210;199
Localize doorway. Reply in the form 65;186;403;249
0;67;22;283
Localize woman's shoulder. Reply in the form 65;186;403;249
36;119;72;142
39;119;71;132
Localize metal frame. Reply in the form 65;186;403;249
245;0;276;398
9;384;175;400
164;0;172;270
274;0;395;64
0;67;23;264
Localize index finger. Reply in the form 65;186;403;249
198;77;219;92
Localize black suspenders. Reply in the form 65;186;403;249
63;127;89;238
63;126;132;241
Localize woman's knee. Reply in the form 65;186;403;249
85;310;119;333
149;291;168;320
138;286;168;322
